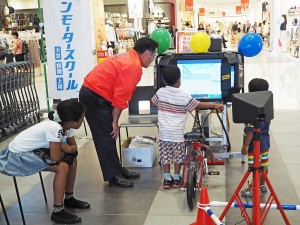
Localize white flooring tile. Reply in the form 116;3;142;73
272;134;300;147
285;164;300;186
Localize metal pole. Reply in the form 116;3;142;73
37;0;50;112
211;201;300;211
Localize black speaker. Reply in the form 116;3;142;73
154;54;176;89
208;38;222;52
232;91;274;123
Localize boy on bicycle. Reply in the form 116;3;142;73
241;78;270;196
151;65;223;189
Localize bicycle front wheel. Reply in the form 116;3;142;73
187;169;196;210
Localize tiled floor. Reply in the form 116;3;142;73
1;49;300;224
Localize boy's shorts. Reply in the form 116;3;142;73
159;140;185;165
248;149;269;167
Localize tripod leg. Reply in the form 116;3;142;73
252;169;261;224
261;171;291;225
219;170;252;223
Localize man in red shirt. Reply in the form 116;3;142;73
79;37;158;188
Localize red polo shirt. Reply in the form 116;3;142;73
83;50;143;109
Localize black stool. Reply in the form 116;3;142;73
0;194;10;225
13;172;47;225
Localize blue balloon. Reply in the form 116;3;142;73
238;33;263;57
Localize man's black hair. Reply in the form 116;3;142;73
11;31;19;38
133;37;158;54
162;65;181;86
248;78;269;92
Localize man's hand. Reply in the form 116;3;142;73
241;145;248;155
111;121;119;139
111;107;122;139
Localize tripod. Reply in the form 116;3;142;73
219;118;291;225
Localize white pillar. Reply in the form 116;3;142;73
269;0;280;53
175;0;182;30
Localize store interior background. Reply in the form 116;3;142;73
1;0;300;59
0;0;297;122
0;0;299;139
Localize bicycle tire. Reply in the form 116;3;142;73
187;169;196;210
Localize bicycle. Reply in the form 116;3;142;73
182;108;218;210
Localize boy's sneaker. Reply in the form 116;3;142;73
163;178;173;189
51;209;81;224
172;177;182;188
241;187;262;197
260;183;268;193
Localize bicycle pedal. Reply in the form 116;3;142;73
208;171;220;175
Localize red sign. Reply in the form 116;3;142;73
199;8;205;16
236;6;242;14
241;0;249;9
185;0;193;12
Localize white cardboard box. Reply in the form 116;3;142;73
121;137;157;167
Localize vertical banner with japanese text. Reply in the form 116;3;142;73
43;0;95;99
199;8;205;16
236;6;242;14
241;0;249;9
185;0;193;12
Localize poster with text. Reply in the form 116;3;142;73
176;31;197;53
43;0;95;99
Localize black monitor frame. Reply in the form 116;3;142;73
154;52;244;102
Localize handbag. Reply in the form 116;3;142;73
33;149;60;166
33;149;78;166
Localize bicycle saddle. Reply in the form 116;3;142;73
184;131;205;141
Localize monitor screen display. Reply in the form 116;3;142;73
177;59;222;100
231;65;235;88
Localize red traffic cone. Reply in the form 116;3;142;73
190;186;214;225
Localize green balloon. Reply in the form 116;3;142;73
150;28;171;54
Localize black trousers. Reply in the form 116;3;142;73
79;85;121;181
15;53;24;62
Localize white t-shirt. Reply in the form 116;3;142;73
257;26;262;34
9;120;75;153
105;23;116;42
151;86;198;142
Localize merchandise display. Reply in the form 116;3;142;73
287;13;300;57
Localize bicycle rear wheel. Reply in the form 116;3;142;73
187;169;196;210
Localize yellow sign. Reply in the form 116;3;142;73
222;74;230;80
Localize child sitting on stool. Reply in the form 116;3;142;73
151;65;223;189
0;99;90;224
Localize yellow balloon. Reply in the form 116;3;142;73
190;32;211;53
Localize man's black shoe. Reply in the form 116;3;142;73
120;167;140;179
51;209;81;224
109;174;134;188
64;196;90;209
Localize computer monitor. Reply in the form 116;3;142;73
177;59;222;101
154;53;244;102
